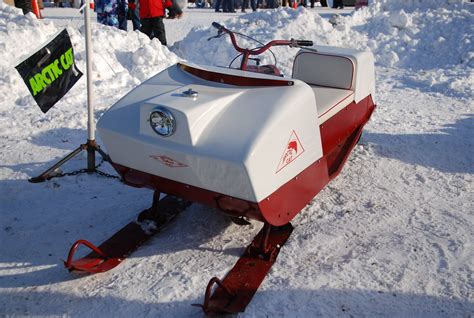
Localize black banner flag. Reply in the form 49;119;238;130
16;29;83;113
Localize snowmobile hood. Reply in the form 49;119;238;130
98;62;305;151
97;63;322;202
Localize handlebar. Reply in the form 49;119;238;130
210;22;313;71
212;22;224;31
295;40;313;46
211;21;313;55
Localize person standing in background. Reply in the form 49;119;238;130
241;0;256;12
167;0;183;19
128;0;141;30
95;0;128;29
14;0;33;14
139;0;172;45
222;0;235;12
117;0;128;30
332;0;343;9
214;0;222;12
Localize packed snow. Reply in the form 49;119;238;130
0;0;472;317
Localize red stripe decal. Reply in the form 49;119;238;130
318;92;355;119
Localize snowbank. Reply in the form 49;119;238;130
0;2;178;122
0;2;179;166
175;1;473;97
174;9;339;76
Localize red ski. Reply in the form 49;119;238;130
64;193;191;274
199;223;294;314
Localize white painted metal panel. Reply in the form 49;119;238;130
98;63;323;202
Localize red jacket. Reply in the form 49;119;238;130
139;0;172;18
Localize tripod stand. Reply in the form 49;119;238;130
28;140;111;183
29;0;110;183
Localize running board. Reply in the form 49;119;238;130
64;194;191;274
199;223;293;314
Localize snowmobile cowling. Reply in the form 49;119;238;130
97;46;375;226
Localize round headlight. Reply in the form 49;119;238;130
149;107;175;137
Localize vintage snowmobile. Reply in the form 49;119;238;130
64;22;376;314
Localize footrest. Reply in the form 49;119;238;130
63;195;192;275
200;223;293;314
64;239;122;274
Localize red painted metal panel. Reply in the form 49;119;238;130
320;95;371;155
179;63;294;87
111;95;375;226
113;157;329;226
114;163;266;222
201;223;294;314
320;95;376;178
258;158;329;226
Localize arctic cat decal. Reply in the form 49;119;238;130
15;29;82;113
28;48;75;96
276;130;305;173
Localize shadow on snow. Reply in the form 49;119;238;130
363;114;473;174
1;287;472;317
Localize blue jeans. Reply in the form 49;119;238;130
118;8;128;31
222;0;234;11
130;7;140;30
242;0;256;10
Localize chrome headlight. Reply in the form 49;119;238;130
149;106;175;137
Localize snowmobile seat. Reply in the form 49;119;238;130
292;49;355;122
311;86;354;123
292;46;376;122
292;50;355;90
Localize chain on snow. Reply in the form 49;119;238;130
47;158;121;181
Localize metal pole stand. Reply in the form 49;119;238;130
28;140;112;183
29;0;111;184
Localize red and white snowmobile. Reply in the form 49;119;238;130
64;22;376;314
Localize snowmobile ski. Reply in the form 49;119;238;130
64;193;191;274
199;222;294;314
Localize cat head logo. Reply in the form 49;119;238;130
276;130;305;173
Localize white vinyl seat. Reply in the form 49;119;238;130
311;86;354;123
292;50;356;122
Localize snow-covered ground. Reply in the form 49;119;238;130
0;0;473;316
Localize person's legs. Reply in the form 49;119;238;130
118;7;128;30
332;0;343;8
15;0;33;14
225;0;235;12
241;0;247;12
214;0;222;11
222;0;229;11
250;0;256;11
131;7;141;30
152;17;167;45
140;18;154;39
